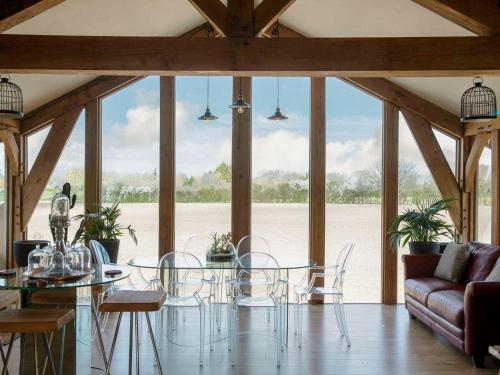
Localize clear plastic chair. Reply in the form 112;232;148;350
154;251;214;366
183;233;232;331
236;235;271;257
294;243;354;348
226;252;287;367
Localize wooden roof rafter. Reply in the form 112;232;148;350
0;0;65;32
412;0;500;36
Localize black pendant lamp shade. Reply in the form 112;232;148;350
0;74;23;119
199;76;218;121
268;77;288;121
461;77;497;122
230;77;251;114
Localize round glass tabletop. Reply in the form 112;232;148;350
128;256;315;270
0;264;130;291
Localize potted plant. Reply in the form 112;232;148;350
390;197;456;255
206;232;235;262
72;203;137;263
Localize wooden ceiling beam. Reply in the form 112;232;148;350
464;132;490;192
1;34;499;76
187;0;228;36
21;75;142;135
0;129;20;176
254;0;295;37
412;0;500;36
342;77;462;138
0;0;65;32
226;0;254;37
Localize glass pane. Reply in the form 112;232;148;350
0;143;5;267
477;148;491;243
325;78;382;303
175;76;232;251
397;114;456;302
27;114;85;242
252;77;310;290
101;77;159;262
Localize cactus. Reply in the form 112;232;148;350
62;182;77;209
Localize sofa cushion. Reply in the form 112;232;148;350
462;242;500;283
404;277;463;305
434;243;469;282
485;259;500;282
427;289;465;328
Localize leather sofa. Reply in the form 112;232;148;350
402;242;500;367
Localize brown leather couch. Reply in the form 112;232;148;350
402;242;500;367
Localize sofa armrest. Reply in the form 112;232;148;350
401;254;441;280
464;282;500;356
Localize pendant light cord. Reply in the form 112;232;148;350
277;77;280;107
206;76;210;108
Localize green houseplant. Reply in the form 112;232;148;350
390;197;456;255
72;203;137;263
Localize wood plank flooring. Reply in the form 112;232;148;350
94;304;499;374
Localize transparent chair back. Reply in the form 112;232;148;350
183;233;213;258
332;243;354;291
156;251;205;300
236;235;271;258
233;252;280;300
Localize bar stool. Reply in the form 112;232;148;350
0;308;74;375
100;290;166;375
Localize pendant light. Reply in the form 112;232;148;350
461;77;497;122
229;77;251;114
0;74;23;119
267;21;288;121
268;77;288;121
198;76;218;121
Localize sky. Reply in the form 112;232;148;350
23;76;471;183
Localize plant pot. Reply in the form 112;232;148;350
97;239;120;263
408;241;441;255
13;240;50;267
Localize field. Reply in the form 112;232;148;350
21;202;492;303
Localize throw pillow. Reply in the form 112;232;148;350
485;260;500;282
434;243;469;282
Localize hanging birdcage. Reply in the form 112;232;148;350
0;74;23;119
461;77;497;123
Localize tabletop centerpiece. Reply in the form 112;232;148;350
206;232;235;262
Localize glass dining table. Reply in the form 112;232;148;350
0;264;130;375
127;256;314;345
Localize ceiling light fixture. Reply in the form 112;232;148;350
198;76;218;121
267;21;288;122
230;77;251;114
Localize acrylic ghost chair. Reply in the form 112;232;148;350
183;233;233;333
226;252;287;367
294;243;354;348
153;251;214;366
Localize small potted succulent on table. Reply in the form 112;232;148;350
206;232;235;262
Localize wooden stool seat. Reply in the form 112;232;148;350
0;309;74;333
100;290;166;313
0;290;19;310
31;289;76;305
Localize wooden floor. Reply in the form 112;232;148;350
90;304;499;375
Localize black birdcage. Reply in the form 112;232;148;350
0;74;23;119
461;77;497;123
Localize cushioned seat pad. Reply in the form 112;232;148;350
427;289;465;328
404;277;463;305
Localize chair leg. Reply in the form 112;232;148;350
145;312;163;375
104;312;123;375
58;325;66;375
209;298;214;351
337;296;351;347
1;334;15;375
333;297;345;337
135;312;140;375
0;338;9;375
91;300;108;368
129;312;134;375
199;304;205;367
42;333;57;375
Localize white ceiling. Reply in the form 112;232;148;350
3;0;498;116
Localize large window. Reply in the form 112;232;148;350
27;115;85;242
175;76;232;250
397;114;457;302
252;77;310;288
477;148;491;243
325;78;382;303
101;77;159;262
